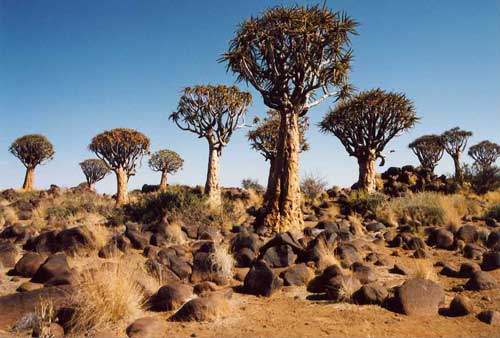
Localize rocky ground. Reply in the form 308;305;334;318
0;186;499;337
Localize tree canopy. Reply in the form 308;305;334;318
319;89;418;165
79;159;110;187
149;149;184;174
441;127;472;156
408;134;445;171
89;128;150;175
468;140;500;169
9;134;55;168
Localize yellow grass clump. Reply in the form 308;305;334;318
412;259;439;282
209;243;235;283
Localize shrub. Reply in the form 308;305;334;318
241;178;264;192
208;243;234;284
347;190;388;217
301;173;328;201
487;203;500;221
463;163;500;194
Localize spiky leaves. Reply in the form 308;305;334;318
468;140;500;170
170;85;251;206
79;159;110;190
9;134;55;190
89;128;150;205
441;127;472;183
248;110;309;162
320;89;418;192
222;5;358;112
222;5;357;231
149;149;184;191
408;135;445;172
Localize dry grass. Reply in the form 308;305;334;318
315;237;342;271
208;243;234;284
0;205;18;227
165;221;187;245
85;223;110;250
412;259;439;282
377;192;480;227
69;260;149;333
348;214;365;236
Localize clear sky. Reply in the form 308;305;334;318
1;0;499;193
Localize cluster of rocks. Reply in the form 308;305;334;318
380;166;456;196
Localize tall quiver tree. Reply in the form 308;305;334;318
468;140;500;170
441;127;472;184
170;85;251;207
320;89;418;193
79;159;110;191
408;135;445;172
89;128;150;206
248;110;309;200
9;134;55;191
148;149;184;191
222;5;357;232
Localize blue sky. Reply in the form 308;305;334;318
1;0;499;193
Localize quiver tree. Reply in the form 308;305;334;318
9;134;55;190
408;135;445;172
222;5;357;232
79;159;110;190
441;127;472;183
319;89;418;193
148;149;184;191
468;140;500;170
170;85;251;206
89;128;150;206
248;110;309;199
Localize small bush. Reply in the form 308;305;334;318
487;203;500;221
347;190;388;217
208;243;234;284
241;178;264;192
464;164;500;194
301;173;328;201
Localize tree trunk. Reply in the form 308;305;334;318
22;167;35;191
277;112;303;232
262;111;287;231
453;153;463;184
115;168;129;206
87;182;95;191
159;171;168;191
357;153;377;193
264;158;277;202
205;144;221;207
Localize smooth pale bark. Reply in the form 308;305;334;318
22;167;35;191
159;171;168;191
357;153;377;193
277;112;303;231
205;144;221;207
115;167;129;206
453;153;464;184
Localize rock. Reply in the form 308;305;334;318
193;281;218;296
169;292;231;322
190;252;225;285
150;283;193;311
307;265;343;293
324;275;361;301
464;271;498;290
486;231;499;249
158;254;192;280
234;248;256;267
430;229;454;249
0;224;31;244
56;226;96;254
31;253;72;284
244;260;282;297
390;264;410;276
17;281;43;292
477;310;499;325
0;285;72;327
458;262;481;278
126;317;168;337
481;251;500;271
14;252;45;277
396;278;444;316
280;263;314;286
231;229;261;253
352;282;388;305
457;225;478;243
448;295;474;316
0;241;19;268
125;229;150;249
351;262;377;284
32;322;64;338
335;244;361;268
262;244;297;268
365;222;386;232
24;230;59;254
412;248;431;258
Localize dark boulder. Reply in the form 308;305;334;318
352;282;388;305
464;271;498;291
481;251;500;271
31;253;73;284
280;263;314;286
150;283;193;311
0;241;19;268
14;252;45;277
262;244;297;268
396;278;444;316
244;260;282;297
448;295;474;316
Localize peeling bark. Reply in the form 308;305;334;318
357;153;377;193
205;144;221;207
22;167;35;191
159;171;168;191
115;167;129;206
